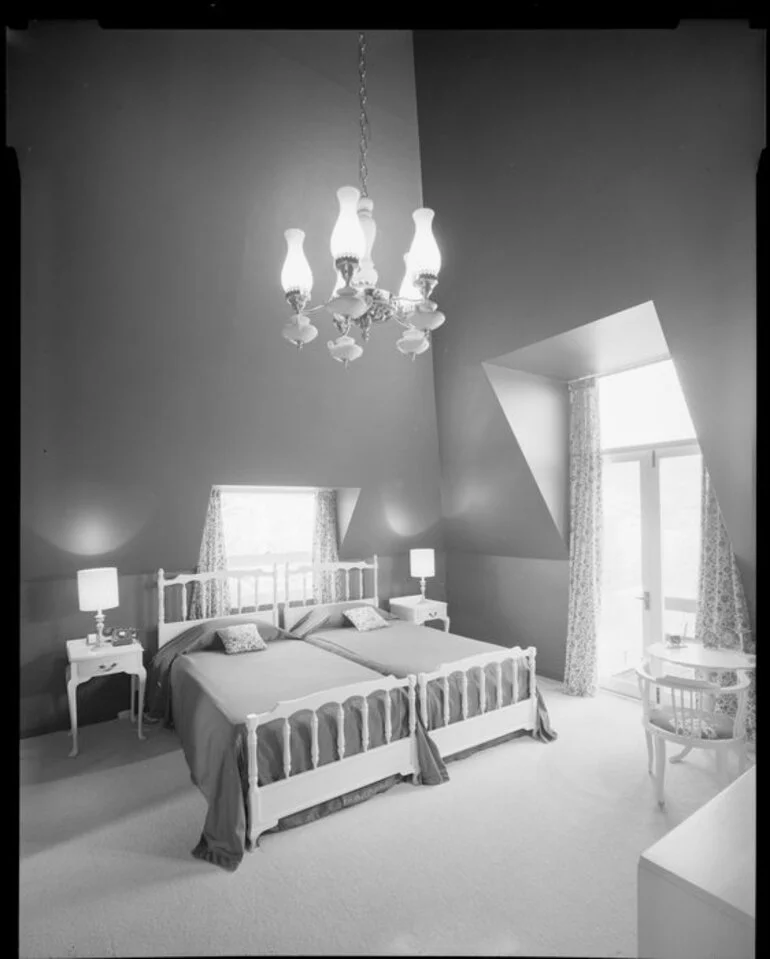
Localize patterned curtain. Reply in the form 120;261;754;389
189;487;231;620
312;489;343;603
695;463;755;743
562;379;603;697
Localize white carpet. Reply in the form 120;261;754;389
20;679;748;958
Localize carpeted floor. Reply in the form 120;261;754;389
19;678;750;958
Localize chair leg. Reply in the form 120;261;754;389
645;731;654;774
737;743;749;777
655;738;667;808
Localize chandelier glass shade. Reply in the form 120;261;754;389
279;32;446;368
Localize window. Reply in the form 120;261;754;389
594;360;702;697
219;486;316;606
598;359;696;451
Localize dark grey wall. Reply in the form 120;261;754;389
14;27;444;737
414;24;761;677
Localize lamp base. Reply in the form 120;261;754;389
417;578;429;602
89;610;107;648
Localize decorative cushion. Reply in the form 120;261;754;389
217;623;268;655
649;706;736;740
343;606;391;632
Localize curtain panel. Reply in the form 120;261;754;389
562;379;603;697
695;464;755;743
312;489;344;603
189;487;231;620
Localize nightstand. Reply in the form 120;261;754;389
389;595;450;632
66;638;146;757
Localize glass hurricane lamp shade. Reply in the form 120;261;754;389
330;186;367;263
77;567;119;645
355;195;379;289
327;334;363;367
281;229;314;313
282;314;319;349
406;208;441;284
409;548;435;599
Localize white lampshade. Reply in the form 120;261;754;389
281;228;314;295
330;186;366;261
410;548;435;579
406;208;441;277
356;195;379;288
77;567;119;612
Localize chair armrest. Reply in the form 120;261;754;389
656;674;721;692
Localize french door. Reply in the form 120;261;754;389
597;440;701;698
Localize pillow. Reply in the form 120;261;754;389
290;608;332;639
255;621;284;643
217;623;268;655
343;606;391;632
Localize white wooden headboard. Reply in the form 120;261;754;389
157;564;282;647
157;554;379;645
282;556;379;632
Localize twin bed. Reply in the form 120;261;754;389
150;557;555;871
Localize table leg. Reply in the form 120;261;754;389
444;617;450;633
670;746;693;764
136;668;146;741
67;666;79;758
130;674;137;723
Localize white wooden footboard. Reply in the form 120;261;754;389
245;673;417;846
418;646;538;758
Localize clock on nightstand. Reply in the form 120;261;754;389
389;595;450;632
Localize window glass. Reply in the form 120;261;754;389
220;488;315;606
598;359;696;450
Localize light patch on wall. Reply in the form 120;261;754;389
440;480;489;520
29;481;156;557
382;485;434;537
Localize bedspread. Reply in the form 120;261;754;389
302;623;557;744
153;631;446;871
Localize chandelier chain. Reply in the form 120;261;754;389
358;31;370;198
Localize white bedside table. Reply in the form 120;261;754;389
66;638;147;757
389;595;450;632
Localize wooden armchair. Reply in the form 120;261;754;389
635;661;750;808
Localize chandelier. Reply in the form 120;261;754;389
279;32;445;367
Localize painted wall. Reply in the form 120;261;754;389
13;27;444;737
414;24;762;677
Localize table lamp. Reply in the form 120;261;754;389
78;567;119;647
410;548;435;601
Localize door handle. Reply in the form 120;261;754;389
635;592;651;611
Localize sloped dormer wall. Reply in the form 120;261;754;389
414;24;761;678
